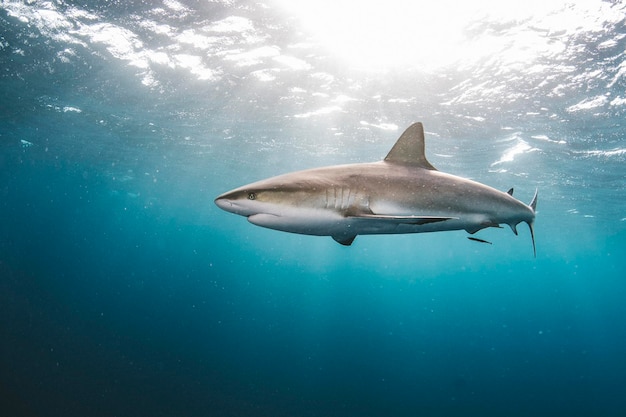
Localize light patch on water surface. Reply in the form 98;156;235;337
271;0;625;72
491;139;539;166
293;106;343;119
566;95;610;112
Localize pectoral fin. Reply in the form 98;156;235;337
332;235;356;246
351;214;456;225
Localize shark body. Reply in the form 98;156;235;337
215;123;537;254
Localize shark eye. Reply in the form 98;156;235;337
248;192;256;200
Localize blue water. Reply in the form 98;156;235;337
2;1;626;416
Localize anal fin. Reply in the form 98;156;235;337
465;221;502;234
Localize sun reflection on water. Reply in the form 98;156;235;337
272;0;623;72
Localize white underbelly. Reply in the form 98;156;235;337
248;210;486;237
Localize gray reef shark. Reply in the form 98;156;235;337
215;122;538;255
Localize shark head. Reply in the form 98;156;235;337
215;184;288;232
214;174;338;232
215;175;352;239
214;183;284;218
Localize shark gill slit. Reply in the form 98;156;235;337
339;187;345;210
343;186;351;211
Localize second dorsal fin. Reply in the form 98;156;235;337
384;122;437;170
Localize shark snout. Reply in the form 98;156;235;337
215;193;259;217
214;196;233;211
215;197;249;216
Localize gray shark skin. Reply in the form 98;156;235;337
215;123;538;255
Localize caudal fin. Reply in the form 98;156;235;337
528;189;538;257
529;188;538;212
528;221;536;258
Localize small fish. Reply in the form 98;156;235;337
467;237;493;245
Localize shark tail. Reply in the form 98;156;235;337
529;188;538;212
527;189;538;257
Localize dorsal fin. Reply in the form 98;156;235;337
384;122;437;170
507;188;514;196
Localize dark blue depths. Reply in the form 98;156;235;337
2;153;626;417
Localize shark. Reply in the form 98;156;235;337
215;122;538;255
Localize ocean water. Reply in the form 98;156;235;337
1;1;626;416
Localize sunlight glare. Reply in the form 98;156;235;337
273;0;614;72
